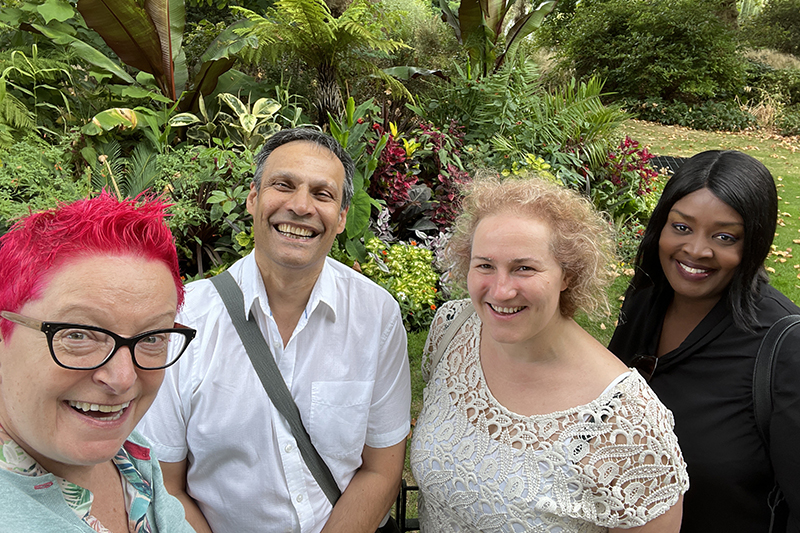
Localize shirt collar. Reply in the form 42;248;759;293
0;433;153;527
239;253;338;323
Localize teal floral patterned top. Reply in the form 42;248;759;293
0;431;155;533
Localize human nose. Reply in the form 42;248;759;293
683;234;713;258
285;187;313;216
489;270;517;300
93;346;137;393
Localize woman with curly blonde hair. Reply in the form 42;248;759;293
410;175;688;532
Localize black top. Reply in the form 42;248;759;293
608;281;800;533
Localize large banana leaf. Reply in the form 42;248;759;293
31;24;136;84
76;0;185;100
495;0;557;71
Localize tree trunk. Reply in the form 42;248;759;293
315;61;344;126
323;0;352;18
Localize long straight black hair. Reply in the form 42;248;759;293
631;150;777;330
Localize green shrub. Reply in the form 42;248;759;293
0;133;89;232
360;237;441;331
378;0;462;71
777;104;800;136
744;60;800;107
742;0;800;58
551;0;745;103
622;98;757;131
156;142;256;278
614;218;646;267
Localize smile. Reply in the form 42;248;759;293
678;261;712;275
68;400;131;421
488;304;525;315
276;223;317;240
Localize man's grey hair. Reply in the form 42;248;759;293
252;127;355;211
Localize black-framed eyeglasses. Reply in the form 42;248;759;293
1;311;196;371
630;353;659;382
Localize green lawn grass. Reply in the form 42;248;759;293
399;120;800;510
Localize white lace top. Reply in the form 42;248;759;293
410;300;689;532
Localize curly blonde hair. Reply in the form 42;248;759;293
447;174;616;318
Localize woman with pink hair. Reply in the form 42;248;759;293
0;192;197;532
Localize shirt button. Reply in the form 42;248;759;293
285;444;293;453
296;494;303;503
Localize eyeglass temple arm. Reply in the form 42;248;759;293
0;311;44;331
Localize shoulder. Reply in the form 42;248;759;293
325;257;400;310
430;299;473;335
756;283;800;322
616;371;672;414
178;256;254;325
608;286;658;360
586;372;689;525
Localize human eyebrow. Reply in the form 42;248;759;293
669;208;744;229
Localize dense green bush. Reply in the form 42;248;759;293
622;98;757;131
778;104;800;136
155;142;256;278
742;0;800;58
550;0;745;103
0;133;88;231
744;60;800;107
359;237;442;331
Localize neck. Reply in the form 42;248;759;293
0;421;109;488
668;292;721;324
482;313;577;364
256;257;323;346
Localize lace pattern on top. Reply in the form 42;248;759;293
411;299;689;532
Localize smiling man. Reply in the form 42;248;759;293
138;128;411;533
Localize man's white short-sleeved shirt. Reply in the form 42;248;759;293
137;252;411;533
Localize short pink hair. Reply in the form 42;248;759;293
0;191;184;340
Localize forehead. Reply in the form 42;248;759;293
260;141;345;184
28;255;177;315
472;213;554;253
669;188;742;223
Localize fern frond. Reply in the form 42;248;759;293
0;90;35;130
90;140;124;194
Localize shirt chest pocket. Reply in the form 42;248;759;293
310;381;373;459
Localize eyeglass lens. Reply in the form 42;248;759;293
53;328;188;369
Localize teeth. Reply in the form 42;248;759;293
69;400;130;416
679;262;710;275
489;304;524;314
277;224;314;238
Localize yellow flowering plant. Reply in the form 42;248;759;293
360;237;442;331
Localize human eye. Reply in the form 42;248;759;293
271;180;292;191
715;233;739;244
136;332;170;357
139;332;169;348
56;328;105;357
671;222;690;233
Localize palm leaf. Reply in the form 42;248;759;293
126;143;161;197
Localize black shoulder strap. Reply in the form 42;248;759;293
210;270;341;505
753;314;800;446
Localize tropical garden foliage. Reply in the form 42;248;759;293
0;0;797;330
